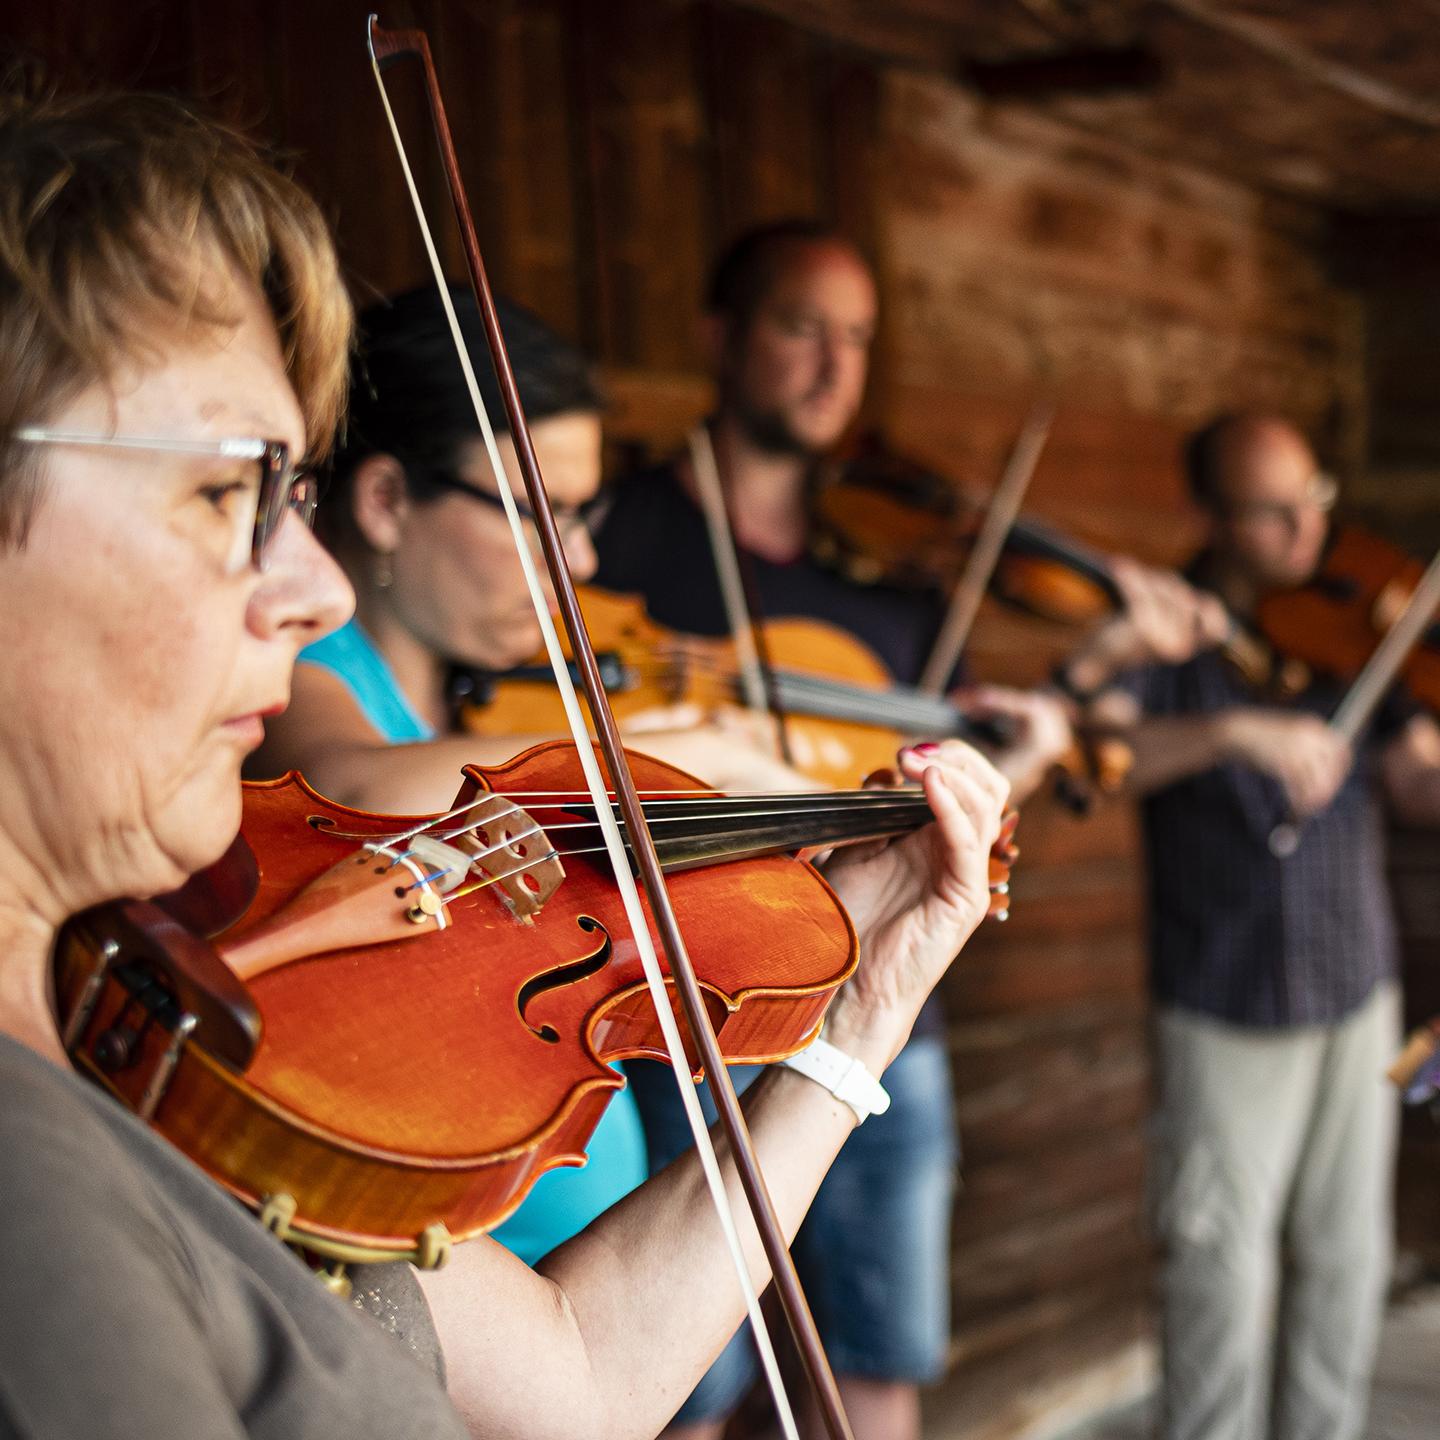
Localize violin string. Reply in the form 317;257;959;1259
430;799;1011;914
553;647;970;732
326;793;926;860
418;795;931;854
432;809;943;912
356;788;922;845
369;797;934;910
347;780;898;851
444;793;929;835
438;848;564;906
512;800;931;837
438;786;912;800
373;791;538;848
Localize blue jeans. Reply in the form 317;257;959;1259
627;1035;958;1422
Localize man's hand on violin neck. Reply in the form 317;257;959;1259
1070;560;1231;689
822;740;1009;1073
1220;708;1350;816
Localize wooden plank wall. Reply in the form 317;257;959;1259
872;74;1363;1413
1333;216;1440;1271
2;0;1375;1428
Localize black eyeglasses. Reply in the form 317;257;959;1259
421;470;597;540
12;428;318;573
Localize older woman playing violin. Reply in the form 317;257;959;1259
0;86;1008;1440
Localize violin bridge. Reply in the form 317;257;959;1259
448;798;564;923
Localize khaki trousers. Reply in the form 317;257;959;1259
1150;983;1401;1440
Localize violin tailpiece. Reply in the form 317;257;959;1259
215;841;467;982
214;801;557;981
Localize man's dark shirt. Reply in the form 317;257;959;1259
1121;638;1409;1029
593;461;952;1035
594;463;949;685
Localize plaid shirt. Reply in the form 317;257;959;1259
1121;649;1410;1028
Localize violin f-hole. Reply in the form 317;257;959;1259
516;915;613;1043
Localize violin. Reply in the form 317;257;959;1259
1390;1016;1440;1104
809;432;1124;626
56;742;1018;1268
1254;524;1440;713
810;432;1297;704
456;585;1135;808
456;586;1008;790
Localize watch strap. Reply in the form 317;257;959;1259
778;1036;891;1124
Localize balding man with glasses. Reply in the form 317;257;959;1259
1086;414;1440;1440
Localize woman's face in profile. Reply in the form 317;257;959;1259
0;277;351;912
386;410;604;672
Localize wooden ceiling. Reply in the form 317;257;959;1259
736;0;1440;213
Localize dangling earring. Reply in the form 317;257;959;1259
373;551;394;590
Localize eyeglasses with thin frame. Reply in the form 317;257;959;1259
11;428;318;572
1225;472;1338;532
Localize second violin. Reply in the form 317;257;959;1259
459;584;1009;789
809;431;1125;626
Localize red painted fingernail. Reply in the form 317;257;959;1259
912;742;940;755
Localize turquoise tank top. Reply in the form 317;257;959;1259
298;619;649;1264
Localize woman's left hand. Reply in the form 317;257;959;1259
819;740;1009;1072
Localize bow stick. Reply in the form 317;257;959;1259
688;425;769;714
687;423;799;761
918;399;1054;695
1269;543;1440;857
365;19;852;1440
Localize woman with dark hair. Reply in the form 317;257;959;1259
253;283;812;1264
257;285;609;794
256;283;808;807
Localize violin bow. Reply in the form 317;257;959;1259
688;425;769;713
917;399;1054;695
365;20;852;1440
1269;542;1440;857
687;424;797;761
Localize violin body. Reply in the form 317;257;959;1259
56;743;857;1265
1255;525;1440;710
463;585;970;789
808;433;1122;625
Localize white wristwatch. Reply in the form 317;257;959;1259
778;1036;891;1124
